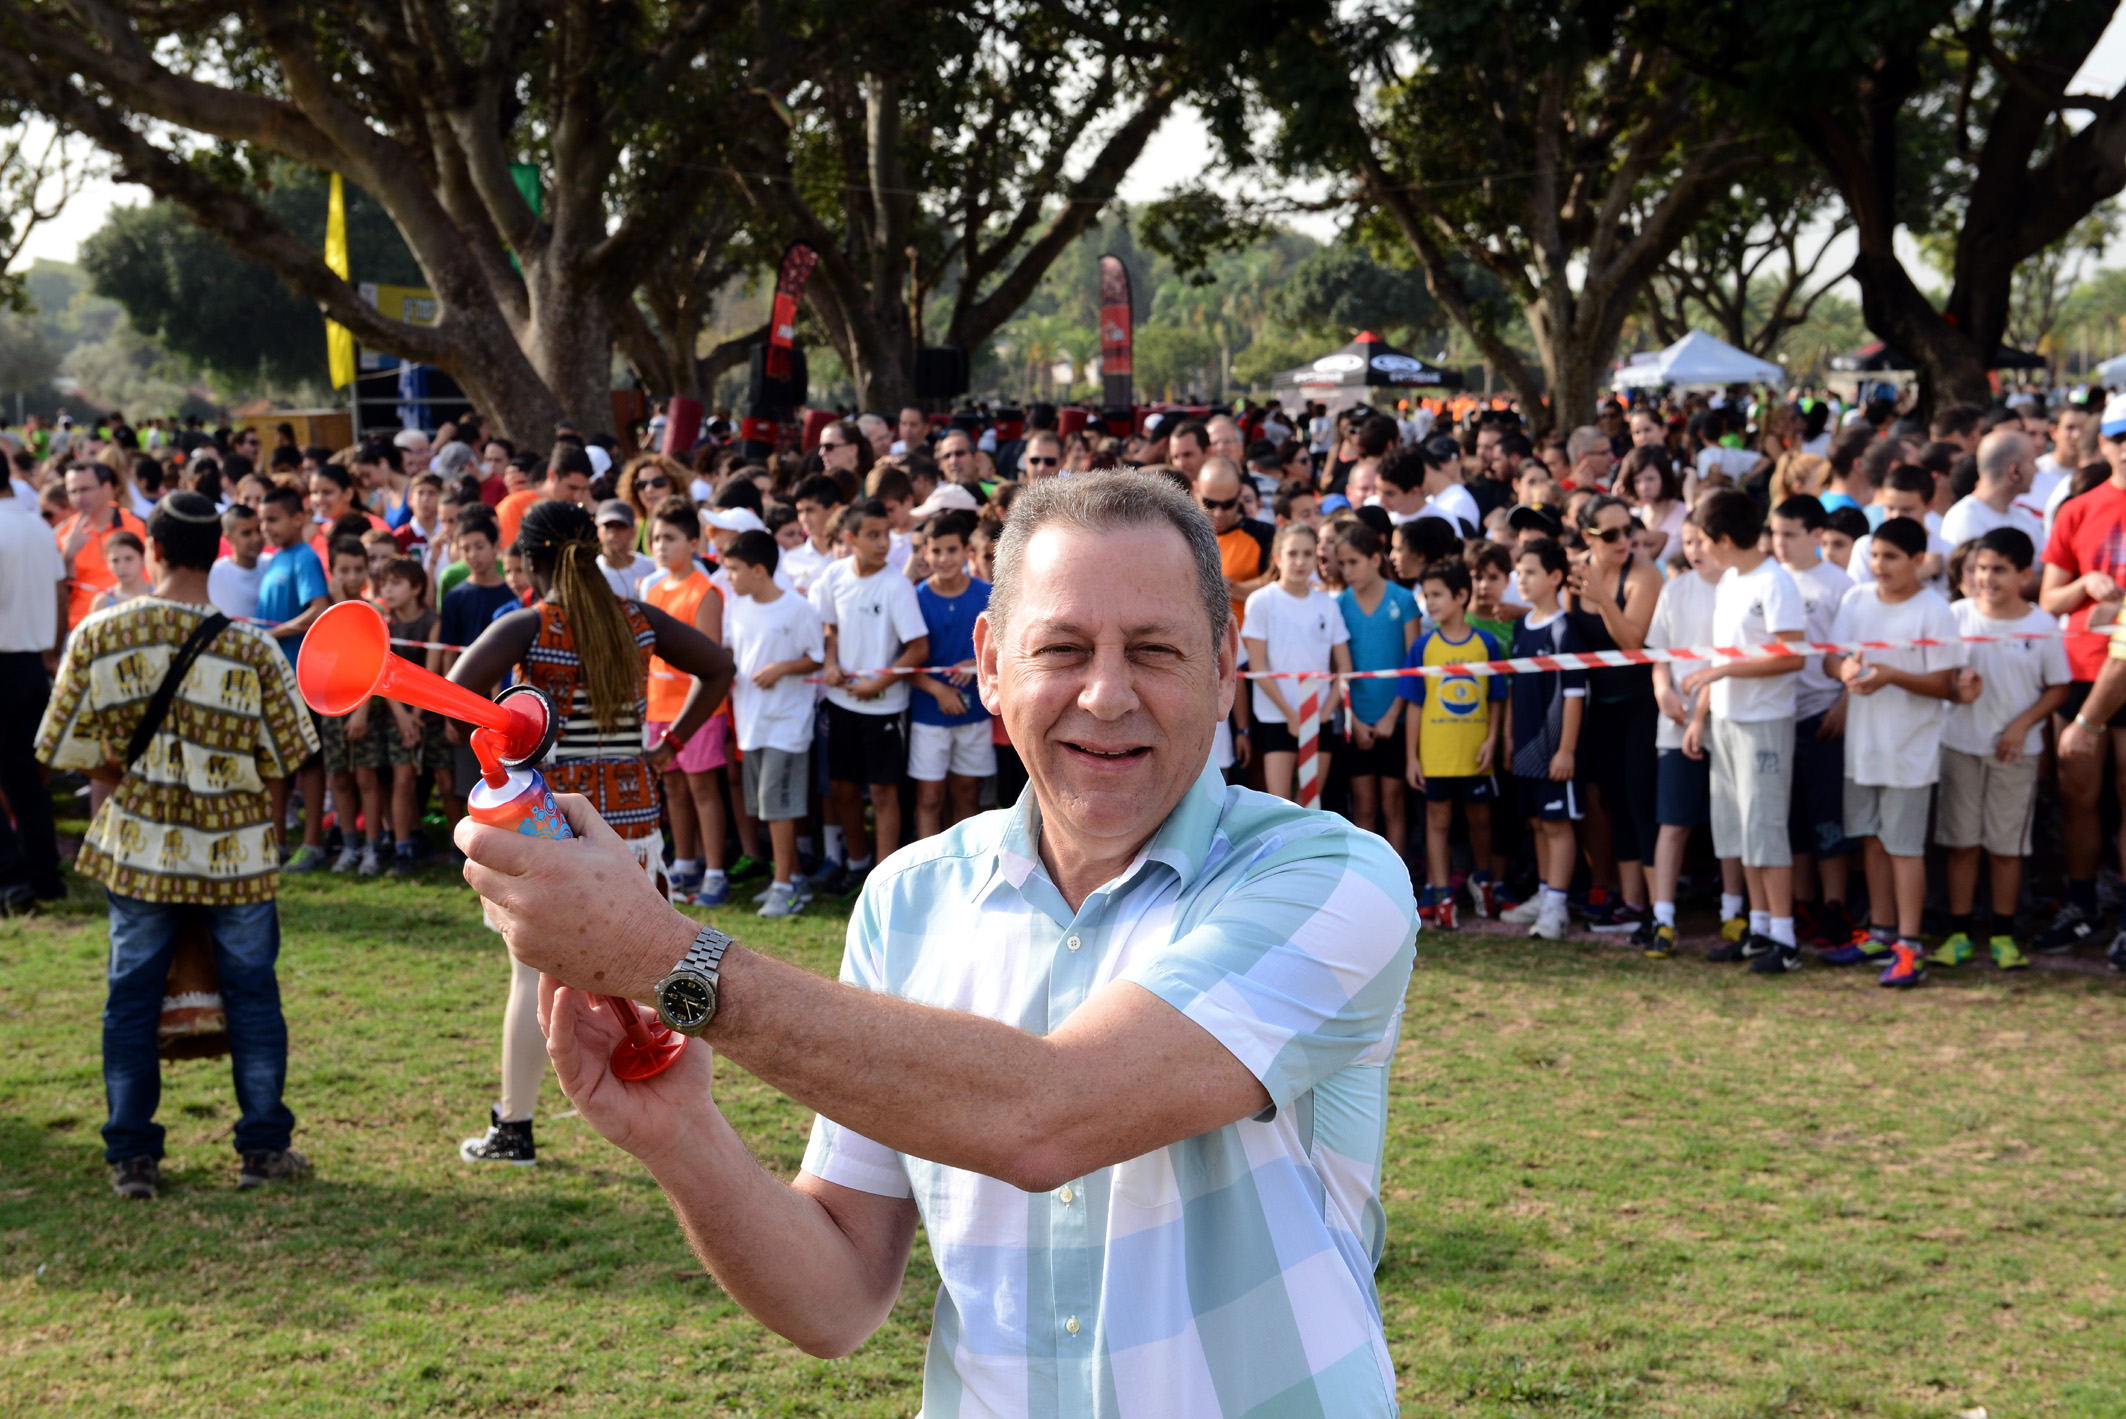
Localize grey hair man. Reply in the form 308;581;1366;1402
458;471;1416;1417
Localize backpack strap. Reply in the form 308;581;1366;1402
124;611;233;771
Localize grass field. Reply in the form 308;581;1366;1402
5;863;2126;1417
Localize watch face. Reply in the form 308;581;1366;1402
661;974;716;1031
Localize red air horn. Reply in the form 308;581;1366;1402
296;601;687;1080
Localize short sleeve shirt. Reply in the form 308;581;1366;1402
1830;584;1964;788
1241;584;1350;725
1710;558;1805;722
2043;480;2126;681
912;578;991;726
809;558;930;715
801;767;1415;1418
253;542;330;663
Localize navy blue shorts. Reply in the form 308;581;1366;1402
1424;773;1497;804
1656;747;1709;828
1516;774;1581;821
1790;712;1855;857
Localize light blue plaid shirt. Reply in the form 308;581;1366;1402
802;765;1418;1417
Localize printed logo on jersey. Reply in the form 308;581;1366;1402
1436;674;1484;718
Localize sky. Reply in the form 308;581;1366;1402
18;10;2126;272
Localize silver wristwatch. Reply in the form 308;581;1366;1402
653;924;734;1035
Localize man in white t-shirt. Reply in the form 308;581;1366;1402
809;499;930;893
1823;515;1965;988
208;504;268;620
1940;429;2042;556
1679;492;1808;972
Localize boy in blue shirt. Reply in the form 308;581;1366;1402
908;511;993;837
253;483;331;871
1497;538;1586;940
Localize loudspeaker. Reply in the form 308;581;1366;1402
747;344;808;410
915;346;969;400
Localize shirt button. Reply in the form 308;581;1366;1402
1059;1185;1074;1204
1065;1316;1081;1335
1065;935;1081;951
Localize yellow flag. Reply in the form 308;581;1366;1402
325;172;356;389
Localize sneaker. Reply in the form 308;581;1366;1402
1465;877;1498;920
110;1156;159;1200
727;854;769;885
1822;928;1893;966
1929;932;1974;967
459;1108;536;1166
1707;932;1772;964
1989;936;2029;971
1720;914;1747;944
1579;888;1619;929
1590;900;1646;935
332;845;361;874
1811;900;1855;949
692;879;731;908
1749;939;1803;974
1432;894;1458;932
1878;941;1927;989
237;1147;312;1189
283;845;328;874
1500;894;1546;926
804;862;852;897
667;867;704;902
391;851;416;879
1530;900;1569;940
358;844;382;877
757;884;807;919
1793;899;1819;948
2034;903;2101;954
1643;922;1678;959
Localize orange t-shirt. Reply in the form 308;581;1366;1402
643;567;718;722
58;507;148;627
495;489;541;552
1217;523;1268;629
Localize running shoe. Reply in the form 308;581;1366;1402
1810;899;1855;949
111;1156;159;1200
1929;932;1974;967
1707;932;1771;964
1989;936;2029;971
2033;903;2101;954
1643;922;1678;959
1433;894;1458;932
283;844;328;874
667;866;703;902
332;845;362;874
1499;894;1546;926
358;844;382;877
1793;899;1819;948
692;878;731;908
1878;940;1927;989
1821;928;1892;966
1749;938;1803;974
1719;914;1748;944
757;883;808;919
1628;915;1655;951
1530;899;1568;940
1465;876;1499;920
459;1109;536;1166
726;855;769;885
1590;900;1646;935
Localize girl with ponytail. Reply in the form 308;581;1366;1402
440;495;733;1167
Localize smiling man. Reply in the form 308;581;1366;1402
460;473;1416;1418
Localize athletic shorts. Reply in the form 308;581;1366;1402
1422;773;1495;804
1709;715;1793;868
1844;779;1933;858
646;714;729;774
908;720;998;781
741;746;810;822
1934;747;2039;858
824;702;906;786
1252;718;1340;757
1516;774;1581;821
1342;719;1404;779
1790;712;1854;858
1656;747;1709;827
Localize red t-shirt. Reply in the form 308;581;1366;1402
2042;478;2126;681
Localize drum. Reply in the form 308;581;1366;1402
158;906;228;1061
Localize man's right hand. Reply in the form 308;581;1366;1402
540;979;718;1168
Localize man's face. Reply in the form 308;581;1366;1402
1207;419;1243;465
937;434;976;480
65;469;110;516
1475;429;1501;472
1575;446;1614;486
235;429;261;460
2057;410;2089;461
399;438;432;477
598;520;636;561
1170;432;1207;478
1021;436;1063;478
226;515;265;565
1880;488;1928;522
976;521;1232;857
482;443;510;476
1345;464;1379;504
1195;465;1244;533
900;408;929;447
547;470;590;505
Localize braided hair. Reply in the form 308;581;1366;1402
517;499;642;735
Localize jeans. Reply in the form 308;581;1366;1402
0;651;62;898
102;892;294;1162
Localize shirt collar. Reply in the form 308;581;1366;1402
987;761;1228;903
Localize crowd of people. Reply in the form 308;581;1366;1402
6;380;2126;1192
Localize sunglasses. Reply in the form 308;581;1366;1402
1586;525;1628;543
819;440;850;451
638;477;670;490
1200;495;1240;511
941;447;972;459
1024;455;1059;467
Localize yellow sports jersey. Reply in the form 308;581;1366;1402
1398;626;1506;779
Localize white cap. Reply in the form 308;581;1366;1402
701;507;766;533
2104;391;2126;439
910;482;980;518
586;444;613;477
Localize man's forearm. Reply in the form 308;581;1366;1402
2074;658;2126;725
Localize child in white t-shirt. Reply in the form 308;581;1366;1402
1934;527;2069;970
1769;496;1857;950
724;531;825;915
1242;523;1352;804
1823;516;1965;988
1645;521;1739;958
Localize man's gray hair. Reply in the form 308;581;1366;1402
988;472;1230;649
1976;428;2029;483
1566;425;1608;461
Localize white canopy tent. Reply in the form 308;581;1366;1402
1612;330;1785;390
2094;351;2126;387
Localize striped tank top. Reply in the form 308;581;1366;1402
518;600;662;836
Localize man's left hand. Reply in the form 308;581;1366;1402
456;792;692;1000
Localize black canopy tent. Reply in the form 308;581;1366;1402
1830;340;2047;373
1272;332;1464;412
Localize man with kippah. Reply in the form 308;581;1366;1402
35;492;322;1200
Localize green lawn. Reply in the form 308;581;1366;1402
4;865;2124;1416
